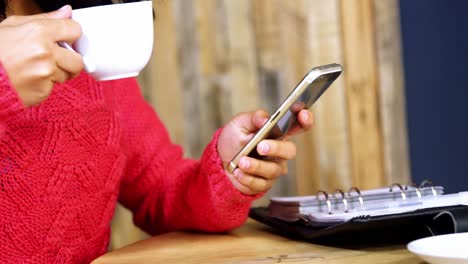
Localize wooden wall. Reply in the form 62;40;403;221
110;0;410;249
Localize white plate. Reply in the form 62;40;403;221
407;233;468;264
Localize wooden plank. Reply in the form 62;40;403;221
175;0;236;152
251;0;291;205
373;0;411;185
179;0;261;152
305;0;352;192
272;0;320;196
172;0;205;157
109;204;148;250
251;0;283;113
96;220;419;264
200;0;233;126
340;0;386;189
251;0;282;71
222;0;260;116
139;0;185;147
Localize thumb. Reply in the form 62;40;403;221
233;110;269;134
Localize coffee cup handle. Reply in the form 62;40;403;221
58;41;96;73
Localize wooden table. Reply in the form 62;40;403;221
92;220;423;264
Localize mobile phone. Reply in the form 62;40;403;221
227;63;342;174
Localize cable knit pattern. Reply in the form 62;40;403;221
0;63;23;125
0;67;257;263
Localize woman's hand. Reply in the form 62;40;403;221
0;5;83;107
217;109;313;195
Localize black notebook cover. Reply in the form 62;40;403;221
249;205;468;246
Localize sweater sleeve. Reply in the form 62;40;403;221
112;78;259;235
0;63;24;134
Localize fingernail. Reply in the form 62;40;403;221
234;169;241;179
259;142;269;154
239;157;250;169
302;111;309;121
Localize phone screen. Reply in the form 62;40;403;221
247;70;341;158
264;71;341;140
227;63;342;173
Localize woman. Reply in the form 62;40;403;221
0;1;313;263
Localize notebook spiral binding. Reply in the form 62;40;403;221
313;180;441;215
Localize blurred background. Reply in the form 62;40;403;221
110;0;468;249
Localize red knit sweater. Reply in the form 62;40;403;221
0;66;257;263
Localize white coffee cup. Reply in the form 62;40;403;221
61;1;154;81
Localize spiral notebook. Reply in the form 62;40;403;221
250;181;468;244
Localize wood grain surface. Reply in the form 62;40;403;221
98;220;421;264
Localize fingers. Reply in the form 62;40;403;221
39;5;72;19
238;109;314;141
256;139;296;160
234;110;269;134
232;156;289;194
3;5;72;26
52;67;70;83
42;19;82;43
237;156;288;179
284;109;314;138
53;45;84;78
252;110;269;130
34;59;69;84
231;145;292;195
27;45;78;83
225;138;295;181
25;5;71;21
298;109;314;130
229;138;296;195
225;108;313;195
5;6;81;43
233;169;277;195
